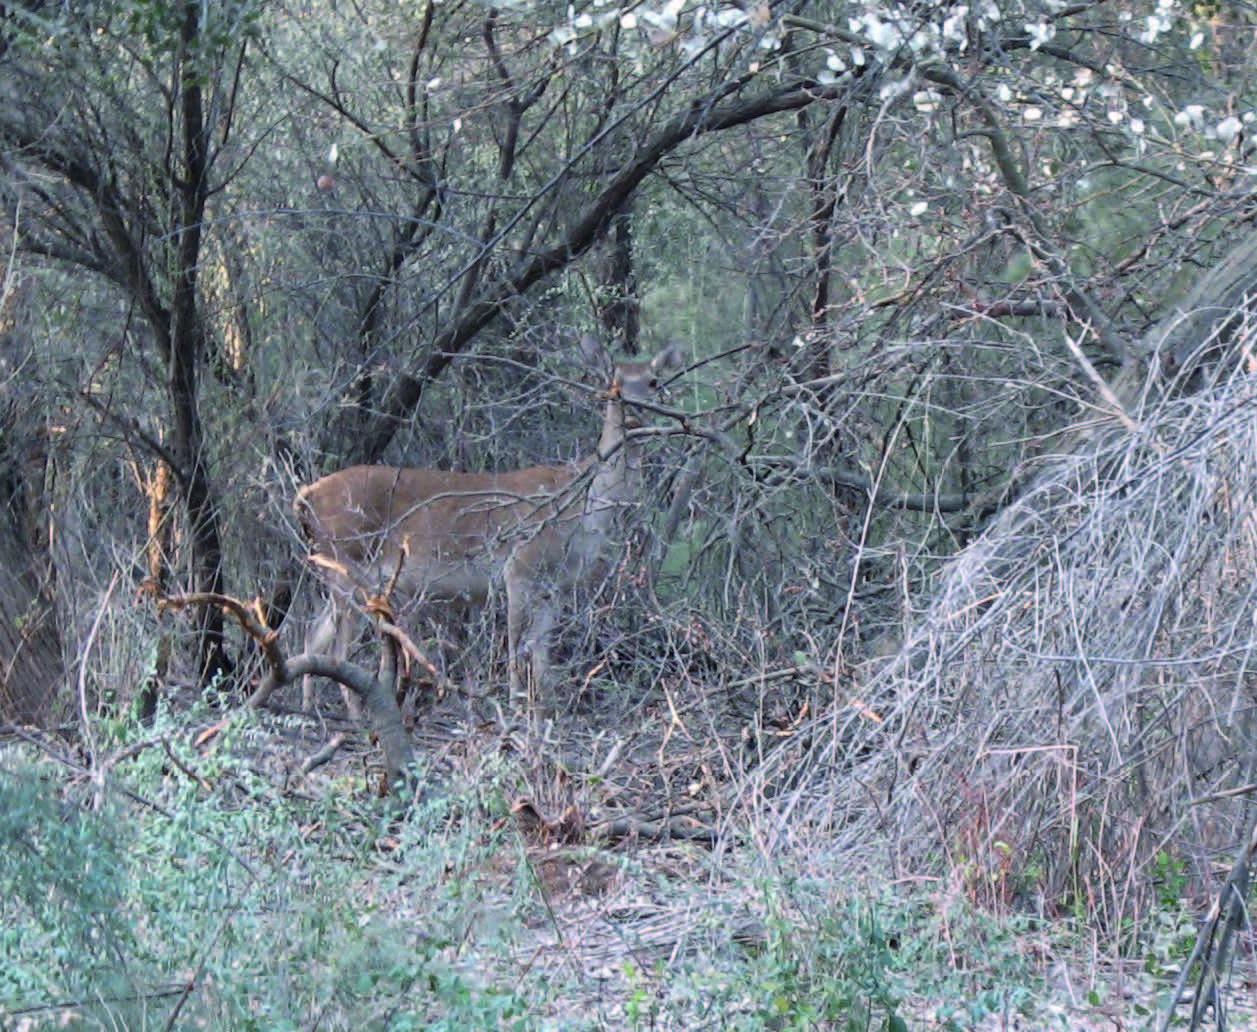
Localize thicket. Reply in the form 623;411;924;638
3;0;1257;1025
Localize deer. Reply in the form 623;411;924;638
294;337;681;715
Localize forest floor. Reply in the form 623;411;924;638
256;679;1256;1031
5;673;1253;1029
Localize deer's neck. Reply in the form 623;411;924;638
586;396;640;518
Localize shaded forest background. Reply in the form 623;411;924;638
3;0;1257;1024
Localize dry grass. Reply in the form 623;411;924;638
733;333;1257;1021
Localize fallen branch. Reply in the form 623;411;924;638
159;592;283;672
300;732;348;775
375;616;447;689
1158;807;1257;1031
589;813;718;845
2;983;195;1022
159;591;417;796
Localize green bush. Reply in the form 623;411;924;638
0;717;535;1030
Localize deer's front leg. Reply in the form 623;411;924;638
505;561;557;709
505;566;530;705
524;592;556;705
302;597;339;712
302;595;362;718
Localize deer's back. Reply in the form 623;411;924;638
295;463;585;601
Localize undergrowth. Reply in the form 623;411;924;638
0;702;1183;1029
0;704;533;1030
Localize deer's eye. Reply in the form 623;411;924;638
649;377;659;389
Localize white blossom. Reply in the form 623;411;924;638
913;90;943;113
865;14;902;50
1140;12;1172;45
1024;21;1055;49
908;27;935;53
879;77;911;102
1216;116;1243;143
941;5;969;45
713;8;749;28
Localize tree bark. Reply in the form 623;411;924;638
352;76;847;464
168;0;230;683
0;405;61;726
597;207;640;354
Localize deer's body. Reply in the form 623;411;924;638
295;341;677;709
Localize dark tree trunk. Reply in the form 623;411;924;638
168;0;230;684
598;207;641;354
0;405;61;726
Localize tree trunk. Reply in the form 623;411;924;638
0;410;61;726
136;459;173;721
169;0;230;684
597;207;641;354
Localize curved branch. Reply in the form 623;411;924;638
921;62;1131;366
360;76;847;461
160;591;416;795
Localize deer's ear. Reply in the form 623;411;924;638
651;342;683;373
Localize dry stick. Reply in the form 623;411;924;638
375;617;448;690
2;985;193;1023
300;733;348;775
1062;327;1141;433
161;591;417;794
161;739;212;793
1158;807;1257;1031
81;573;120;811
161;902;239;1032
1193;783;1257;806
589;814;718;845
160;591;283;673
724;664;822;690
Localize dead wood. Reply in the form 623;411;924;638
589;814;718;845
159;591;416;796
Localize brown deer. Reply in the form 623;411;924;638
294;338;680;713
